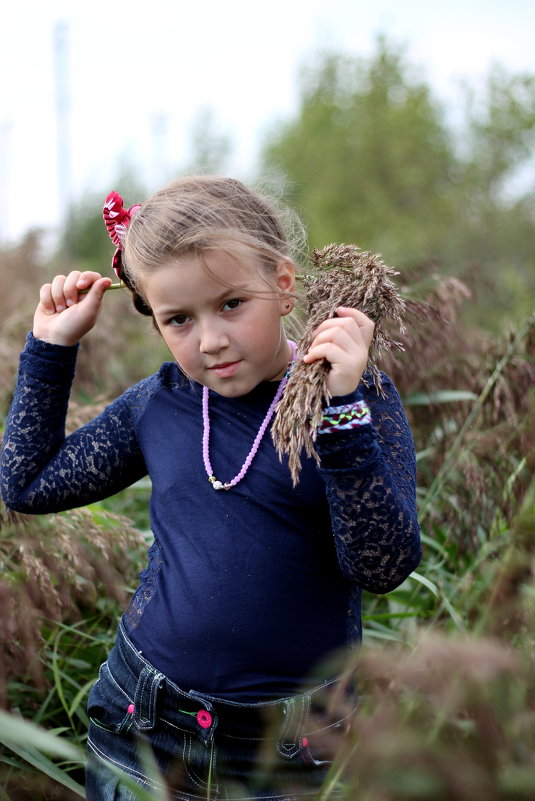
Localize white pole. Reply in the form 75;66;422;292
53;19;72;256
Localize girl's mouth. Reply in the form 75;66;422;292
208;360;241;378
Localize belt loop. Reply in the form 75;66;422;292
133;666;164;731
277;693;310;759
188;691;218;746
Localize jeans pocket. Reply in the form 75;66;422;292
87;662;134;735
173;731;214;792
299;735;331;768
300;716;348;770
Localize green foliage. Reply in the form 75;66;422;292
1;36;535;800
263;40;456;263
2;286;532;799
183;107;233;175
462;66;535;190
261;38;535;331
0;498;148;796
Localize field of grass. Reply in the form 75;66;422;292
0;234;534;799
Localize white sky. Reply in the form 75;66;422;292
1;0;534;243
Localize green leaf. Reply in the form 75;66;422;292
404;390;478;406
0;742;85;796
407;570;439;596
0;711;159;801
0;710;83;762
69;678;95;718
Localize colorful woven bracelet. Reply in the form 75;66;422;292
317;400;372;435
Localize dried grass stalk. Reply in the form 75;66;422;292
272;244;406;484
0;495;146;706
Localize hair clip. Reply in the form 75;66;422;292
103;191;142;277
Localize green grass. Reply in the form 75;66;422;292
1;292;533;797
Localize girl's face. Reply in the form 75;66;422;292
143;249;296;397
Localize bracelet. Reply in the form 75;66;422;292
317;400;372;435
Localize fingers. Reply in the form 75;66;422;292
302;306;375;397
336;306;375;348
50;274;72;312
311;307;375;348
34;272;113;346
39;280;61;315
302;307;374;361
80;276;113;311
40;272;110;315
305;316;358;350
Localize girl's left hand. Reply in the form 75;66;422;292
302;307;375;397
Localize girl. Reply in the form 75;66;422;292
1;176;421;800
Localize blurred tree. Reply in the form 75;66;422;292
462;67;535;194
261;39;535;328
261;39;457;263
184;107;233;174
445;67;535;322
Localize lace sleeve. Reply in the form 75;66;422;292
316;373;421;593
1;334;149;514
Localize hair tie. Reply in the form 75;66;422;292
102;191;141;276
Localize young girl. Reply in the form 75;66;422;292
1;176;421;800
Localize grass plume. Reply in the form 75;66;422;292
0;495;147;708
273;244;408;484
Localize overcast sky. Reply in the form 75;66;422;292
1;0;534;243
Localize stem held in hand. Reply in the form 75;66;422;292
78;282;126;295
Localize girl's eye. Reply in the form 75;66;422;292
169;314;190;327
223;298;243;311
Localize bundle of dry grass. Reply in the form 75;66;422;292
272;244;407;484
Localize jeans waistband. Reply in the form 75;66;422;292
108;622;351;755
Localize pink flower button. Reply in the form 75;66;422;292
127;704;135;715
196;710;213;729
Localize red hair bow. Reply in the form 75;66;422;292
103;191;141;275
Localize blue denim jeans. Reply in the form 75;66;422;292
85;623;354;800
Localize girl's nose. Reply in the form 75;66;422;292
199;321;229;354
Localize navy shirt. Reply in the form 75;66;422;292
1;334;421;700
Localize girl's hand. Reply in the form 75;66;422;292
302;307;375;397
33;271;112;346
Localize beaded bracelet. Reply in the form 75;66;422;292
317;400;372;435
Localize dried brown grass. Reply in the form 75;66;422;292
0;238;534;799
273;244;411;484
0;495;146;707
325;456;535;800
376;264;535;551
335;631;535;801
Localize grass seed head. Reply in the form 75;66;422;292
272;244;407;484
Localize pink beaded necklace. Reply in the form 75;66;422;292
202;341;297;490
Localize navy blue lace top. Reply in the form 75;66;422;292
1;334;421;701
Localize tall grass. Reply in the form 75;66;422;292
0;233;534;798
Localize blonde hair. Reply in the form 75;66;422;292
122;176;304;313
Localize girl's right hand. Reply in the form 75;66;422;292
33;271;112;346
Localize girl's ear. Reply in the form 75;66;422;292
275;259;296;315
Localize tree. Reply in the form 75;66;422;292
261;39;457;263
260;40;535;328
